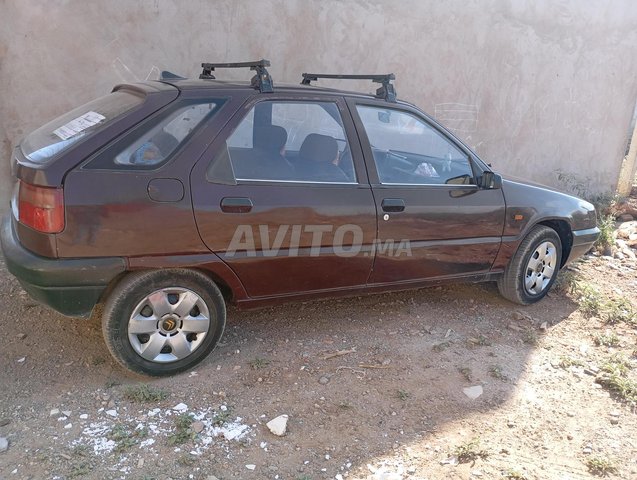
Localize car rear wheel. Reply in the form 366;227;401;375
102;269;226;376
497;225;562;305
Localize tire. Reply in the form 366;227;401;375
102;269;226;376
497;225;562;305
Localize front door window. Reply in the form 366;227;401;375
356;105;474;185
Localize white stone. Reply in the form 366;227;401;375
64;423;72;429
62;410;71;417
79;414;88;420
105;409;118;417
49;408;60;417
463;385;483;400
172;403;188;412
0;437;8;452
246;464;256;470
266;414;289;436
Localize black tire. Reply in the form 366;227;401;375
102;269;226;376
497;225;562;305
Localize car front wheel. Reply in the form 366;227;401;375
497;225;562;305
102;269;226;376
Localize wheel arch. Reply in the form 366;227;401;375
536;218;573;267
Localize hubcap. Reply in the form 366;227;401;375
128;287;210;363
524;241;557;296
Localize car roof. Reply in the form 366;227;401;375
156;78;401;103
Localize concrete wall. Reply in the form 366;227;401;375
1;0;637;207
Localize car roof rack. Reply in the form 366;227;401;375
199;59;274;93
300;73;397;102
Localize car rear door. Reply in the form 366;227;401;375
190;94;376;298
348;98;506;284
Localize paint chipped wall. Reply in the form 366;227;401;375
1;0;636;206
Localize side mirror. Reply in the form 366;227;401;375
479;171;502;189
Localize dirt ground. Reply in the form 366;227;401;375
1;231;636;480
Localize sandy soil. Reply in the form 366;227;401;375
0;244;636;480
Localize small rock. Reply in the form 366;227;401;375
79;414;88;420
16;357;25;363
440;456;459;465
609;410;620;417
0;419;10;427
539;322;548;332
318;376;330;385
16;333;26;340
105;409;118;417
0;437;8;453
50;409;60;417
64;423;72;429
245;464;256;470
62;410;71;417
463;385;483;400
584;366;599;376
610;418;619;425
137;458;144;468
507;323;524;332
266;414;289;436
583;447;592;454
107;400;115;409
191;421;204;433
172;403;188;412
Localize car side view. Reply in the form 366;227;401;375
1;60;600;376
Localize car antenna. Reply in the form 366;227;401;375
300;73;397;102
199;59;274;93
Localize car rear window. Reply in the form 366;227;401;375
20;91;144;164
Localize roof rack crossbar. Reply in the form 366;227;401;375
199;59;273;93
300;73;397;102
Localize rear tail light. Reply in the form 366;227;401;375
16;181;65;233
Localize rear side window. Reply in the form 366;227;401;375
85;100;225;170
113;103;222;167
21;91;144;164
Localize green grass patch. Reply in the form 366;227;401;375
123;384;169;403
586;456;618;476
167;413;195;445
453;438;489;463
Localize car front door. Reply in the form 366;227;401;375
349;99;506;284
190;96;376;298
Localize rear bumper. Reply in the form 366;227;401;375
0;216;126;317
565;226;600;264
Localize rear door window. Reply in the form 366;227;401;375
21;91;144;163
216;100;356;183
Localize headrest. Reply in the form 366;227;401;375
299;133;338;163
254;125;288;153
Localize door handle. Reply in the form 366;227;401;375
220;197;253;213
381;198;405;213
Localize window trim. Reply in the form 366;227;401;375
206;95;369;187
347;98;483;187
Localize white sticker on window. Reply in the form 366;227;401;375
53;111;106;140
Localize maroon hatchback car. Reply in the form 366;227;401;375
1;60;599;376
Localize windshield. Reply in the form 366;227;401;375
21;90;144;163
